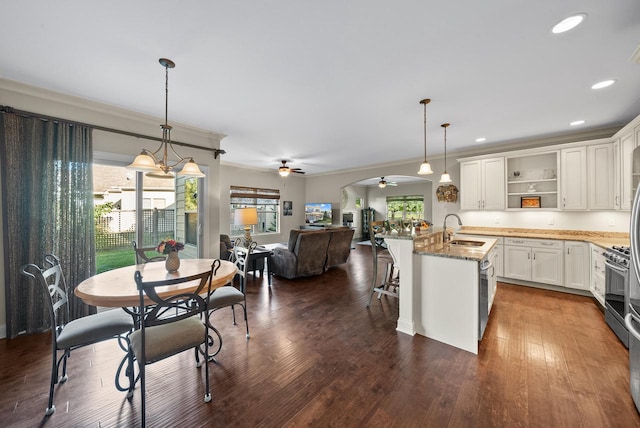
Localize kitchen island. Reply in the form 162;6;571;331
381;227;497;354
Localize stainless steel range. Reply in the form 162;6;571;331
604;245;631;347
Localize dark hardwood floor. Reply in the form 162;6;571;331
2;245;639;427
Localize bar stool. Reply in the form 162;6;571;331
367;220;399;306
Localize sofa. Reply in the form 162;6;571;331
219;234;233;260
270;227;355;279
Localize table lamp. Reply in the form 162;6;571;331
234;207;258;244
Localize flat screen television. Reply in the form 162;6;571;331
305;202;332;224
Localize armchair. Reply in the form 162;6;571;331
271;230;332;279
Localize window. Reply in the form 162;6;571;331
230;186;280;236
386;195;424;220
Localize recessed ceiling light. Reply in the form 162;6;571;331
476;137;486;143
591;79;615;90
552;13;587;34
570;120;586;126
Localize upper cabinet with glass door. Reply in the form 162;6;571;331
506;151;560;210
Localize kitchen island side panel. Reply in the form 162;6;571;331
417;255;480;354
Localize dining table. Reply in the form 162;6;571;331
75;258;237;308
74;258;237;394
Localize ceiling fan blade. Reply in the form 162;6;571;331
292;170;305;174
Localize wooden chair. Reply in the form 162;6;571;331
367;221;399;306
130;266;214;427
20;255;134;416
132;241;166;264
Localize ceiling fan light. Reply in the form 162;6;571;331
178;159;206;177
127;151;159;172
378;180;387;188
418;161;433;175
439;172;452;183
279;166;291;177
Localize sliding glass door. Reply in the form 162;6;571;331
93;163;202;272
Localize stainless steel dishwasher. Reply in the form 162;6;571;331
479;258;493;339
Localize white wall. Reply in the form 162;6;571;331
0;79;224;338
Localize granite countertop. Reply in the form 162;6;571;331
379;226;449;241
414;236;497;262
380;226;496;261
457;226;629;249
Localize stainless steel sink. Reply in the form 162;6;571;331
447;239;485;247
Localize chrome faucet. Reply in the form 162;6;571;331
442;213;463;243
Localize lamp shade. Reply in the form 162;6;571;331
418;161;433;175
128;151;159;172
179;159;206;177
234;207;258;226
439;172;452;183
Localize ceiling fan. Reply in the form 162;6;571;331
378;177;398;188
278;160;305;177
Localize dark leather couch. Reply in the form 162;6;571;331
220;234;233;260
270;227;354;279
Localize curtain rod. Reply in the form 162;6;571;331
0;105;226;158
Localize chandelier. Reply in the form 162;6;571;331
417;98;433;175
127;58;205;178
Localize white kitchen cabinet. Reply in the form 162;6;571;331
504;242;531;280
506;151;559;210
613;139;621;209
620;130;635;210
460;157;505;211
504;238;564;286
532;246;564;285
564;241;589;290
560;146;587;210
590;244;606;306
587;143;615;210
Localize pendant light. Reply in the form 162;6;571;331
439;123;452;183
127;58;205;178
417;98;433;175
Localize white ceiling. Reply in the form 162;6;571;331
1;1;639;175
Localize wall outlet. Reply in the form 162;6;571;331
548;217;554;225
608;218;615;227
494;217;500;224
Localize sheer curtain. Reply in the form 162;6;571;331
0;112;95;338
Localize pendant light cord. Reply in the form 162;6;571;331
443;124;447;172
423;102;427;161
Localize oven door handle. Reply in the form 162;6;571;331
604;260;629;274
625;310;640;342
